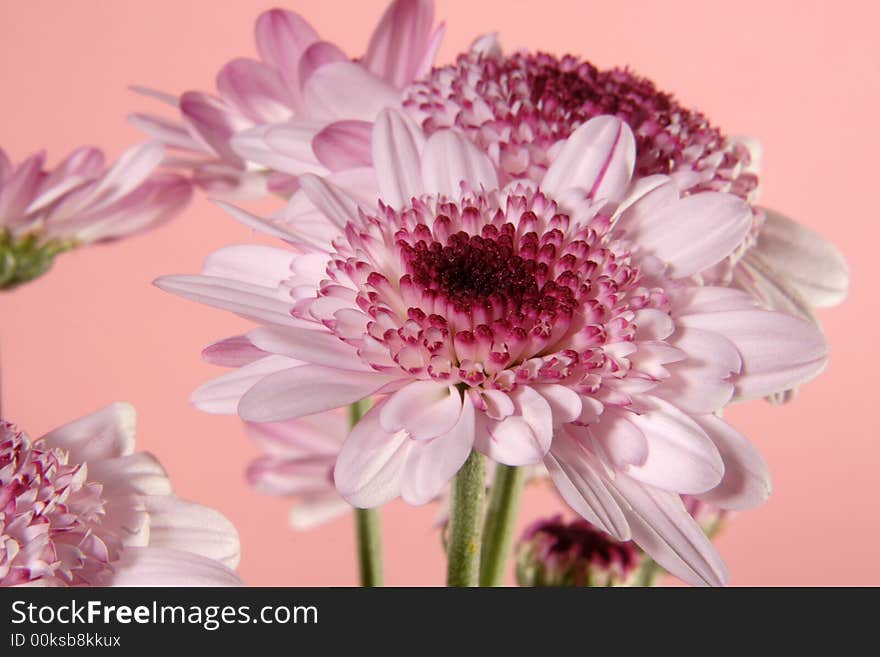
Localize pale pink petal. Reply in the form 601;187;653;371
128;113;202;151
608;475;728;586
312;120;373;171
202;244;294;288
289;493;350;530
238;364;403;422
746;208;849;308
401;398;475;505
692;414;771;510
247;326;366;371
533;384;582;424
87;453;172;497
679;309;828;400
626;397;724;495
255;9;320;73
541;115;635;201
543;427;631;540
213;199;306;244
202;335;268;367
656;327;741;414
363;0;435;89
297;173;361;228
421;129;498;199
302;61;399;121
180;92;249;163
470;32;502;58
414;23;446;79
474;386;552;466
372;108;425;208
628;192;753;278
0;151;45;221
154;275;301;327
191;356;299;414
26;147;105;213
298;41;348;86
142;496;240;568
589;408;647;468
109;547;243;586
334;401;410;507
230;121;326;175
41;402;136;462
379;381;462;439
217;58;293;123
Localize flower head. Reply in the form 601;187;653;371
516;514;640;586
1;404;241;586
131;0;443;198
157;112;828;585
0;143;191;289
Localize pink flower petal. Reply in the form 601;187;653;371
363;0;435;89
692;414;771;511
109;547;243;586
379;381;462;439
589;408;648;468
142;496;241;568
543;427;631;540
421;129;499;199
230;121;326;175
40;402;137;462
303;61;399;121
608;475;728;586
401;398;475;505
541;115;635;201
217;58;293;124
312;120;373;171
191;356;299;414
474;386;552;466
180;92;249;163
238;364;403;422
247;326;366;371
372;108;425;208
625;397;724;495
202;244;294;288
298;173;362;228
628;192;753;278
202;335;268;367
679;309;828;401
88;453;172;497
298;41;349;87
255;9;319;73
533;384;582;424
334;401;411;507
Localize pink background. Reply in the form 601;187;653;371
2;0;877;585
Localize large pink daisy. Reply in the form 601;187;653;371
157;112;827;585
1;404;241;586
131;0;443;198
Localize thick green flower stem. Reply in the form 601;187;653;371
446;450;487;587
355;508;384;587
479;464;527;586
348;400;384;587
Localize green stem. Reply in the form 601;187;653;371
348;400;384;587
479;465;526;586
355;508;384;587
446;450;487;587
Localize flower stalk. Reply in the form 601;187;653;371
479;464;527;586
349;400;384;587
446;450;487;586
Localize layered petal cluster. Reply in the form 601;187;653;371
0;143;191;289
0;404;241;586
244;413;350;530
401;40;848;329
131;0;443;198
516;514;641;587
157;112;828;585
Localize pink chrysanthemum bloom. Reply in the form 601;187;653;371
131;0;443;199
400;38;848;333
157;112;828;585
0;143;191;290
515;514;641;587
0;404;241;586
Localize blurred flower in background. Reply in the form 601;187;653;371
0;142;191;290
0;403;241;586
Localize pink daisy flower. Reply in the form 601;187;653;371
157;112;827;586
0;142;191;289
401;38;848;330
1;404;241;586
131;0;443;199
